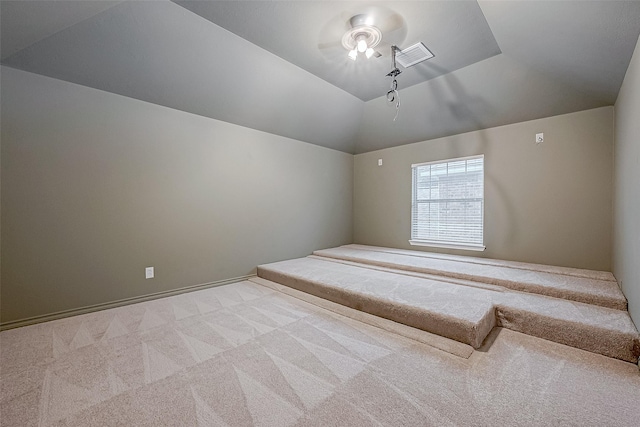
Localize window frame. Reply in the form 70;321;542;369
409;154;486;251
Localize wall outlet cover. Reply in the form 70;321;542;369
145;267;154;279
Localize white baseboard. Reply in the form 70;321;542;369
0;274;255;331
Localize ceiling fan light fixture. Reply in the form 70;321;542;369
341;14;383;60
365;48;375;58
348;48;358;61
356;35;368;53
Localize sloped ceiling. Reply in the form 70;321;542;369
174;0;503;101
2;1;640;154
0;0;124;60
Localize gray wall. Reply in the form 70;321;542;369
614;35;640;328
1;67;353;324
354;107;613;271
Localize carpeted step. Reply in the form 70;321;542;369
258;256;640;363
258;257;497;349
248;276;476;359
494;290;640;363
313;245;627;310
345;244;616;281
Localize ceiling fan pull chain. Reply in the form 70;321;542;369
394;91;400;121
386;45;402;121
387;78;400;121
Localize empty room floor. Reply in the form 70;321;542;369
1;279;639;426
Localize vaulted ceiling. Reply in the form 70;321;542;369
2;1;640;154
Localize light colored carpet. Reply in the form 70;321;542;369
2;280;640;426
314;245;626;309
259;257;497;349
250;276;475;359
258;249;640;363
346;244;616;281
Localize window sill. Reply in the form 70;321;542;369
409;240;486;252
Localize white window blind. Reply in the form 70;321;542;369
410;155;485;251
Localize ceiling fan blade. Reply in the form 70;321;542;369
317;10;358;52
375;13;406;35
317;40;342;50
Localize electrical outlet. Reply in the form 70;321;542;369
378;159;383;166
145;267;154;279
536;133;544;144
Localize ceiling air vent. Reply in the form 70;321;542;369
396;42;434;68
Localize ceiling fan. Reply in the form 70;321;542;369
317;6;408;61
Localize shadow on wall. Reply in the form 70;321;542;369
412;61;518;250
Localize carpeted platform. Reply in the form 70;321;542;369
314;245;627;310
257;245;640;363
249;276;475;359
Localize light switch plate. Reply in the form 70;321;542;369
536;133;544;144
145;267;154;279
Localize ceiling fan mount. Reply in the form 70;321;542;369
341;14;383;59
318;7;408;61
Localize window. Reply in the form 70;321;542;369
410;155;485;251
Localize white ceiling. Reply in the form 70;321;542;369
175;1;502;101
2;1;640;154
0;0;124;60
